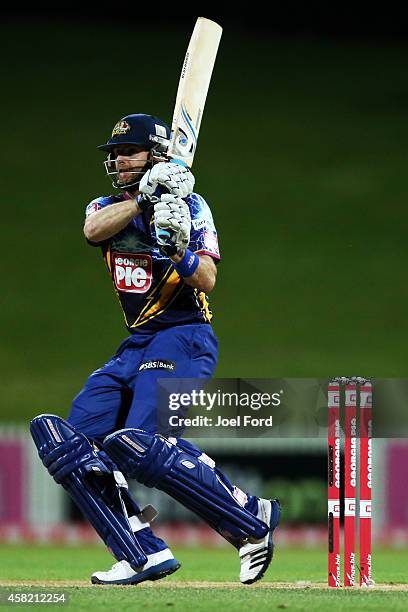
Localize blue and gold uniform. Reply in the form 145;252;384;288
85;191;220;334
68;191;220;441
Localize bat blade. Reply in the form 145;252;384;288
167;17;222;168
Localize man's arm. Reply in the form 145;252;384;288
170;253;217;293
85;161;196;243
83;199;142;243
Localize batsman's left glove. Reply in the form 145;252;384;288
139;162;195;198
154;194;191;256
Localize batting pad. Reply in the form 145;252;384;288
30;414;149;569
104;428;268;548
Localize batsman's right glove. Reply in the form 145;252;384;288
140;162;195;199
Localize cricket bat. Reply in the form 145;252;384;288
166;17;223;168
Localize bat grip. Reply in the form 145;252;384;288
156;157;187;241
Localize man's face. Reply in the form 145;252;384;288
112;145;150;186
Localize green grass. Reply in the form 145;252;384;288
1;544;407;583
1;588;407;612
0;545;406;610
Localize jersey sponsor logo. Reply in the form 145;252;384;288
139;359;176;372
85;201;101;217
203;231;219;255
112;252;152;293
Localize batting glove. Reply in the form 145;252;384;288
154;194;191;255
140;162;195;198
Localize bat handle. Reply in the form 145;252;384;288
156;157;189;241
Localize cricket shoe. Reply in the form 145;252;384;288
91;548;180;585
239;498;281;585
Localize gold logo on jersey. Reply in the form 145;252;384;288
112;120;131;137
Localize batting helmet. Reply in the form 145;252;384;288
98;113;170;152
98;114;171;190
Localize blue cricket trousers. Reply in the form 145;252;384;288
68;323;218;445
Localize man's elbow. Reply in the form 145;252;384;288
83;218;99;242
198;272;217;294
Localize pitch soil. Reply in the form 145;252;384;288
0;580;406;591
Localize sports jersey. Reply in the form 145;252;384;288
85;192;220;334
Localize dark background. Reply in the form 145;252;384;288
2;13;408;421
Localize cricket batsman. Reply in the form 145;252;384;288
30;114;280;585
